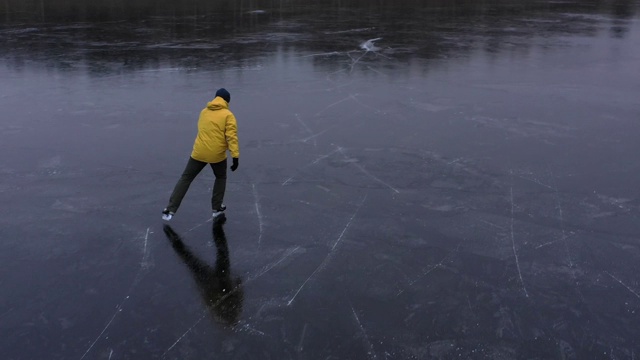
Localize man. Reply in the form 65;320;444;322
162;88;240;221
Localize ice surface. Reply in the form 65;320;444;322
1;1;640;359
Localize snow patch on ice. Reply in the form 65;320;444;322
360;38;382;51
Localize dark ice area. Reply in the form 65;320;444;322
1;1;640;359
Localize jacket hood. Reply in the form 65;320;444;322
207;96;229;110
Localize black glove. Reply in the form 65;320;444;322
230;158;239;171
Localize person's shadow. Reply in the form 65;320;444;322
163;217;244;327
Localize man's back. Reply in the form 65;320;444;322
191;97;239;163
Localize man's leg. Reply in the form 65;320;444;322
166;157;207;213
210;159;227;211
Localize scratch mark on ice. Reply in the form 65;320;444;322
236;322;266;336
288;195;367;306
108;349;113;360
315;97;351;116
332;194;367;250
338;147;399;193
606;271;640;300
515;174;554;189
550;170;585;301
298;128;331;144
294;113;317;147
302;51;341;57
186;218;213;233
248;246;301;281
162;313;208;358
282;148;341;186
325;27;374;35
297;323;308;352
287;263;325;306
81;227;152;359
141;227;151;268
351;304;378;359
535;232;576;249
480;219;507;231
397;247;459;296
80;305;123;360
349;51;368;73
366;65;388;77
143;227;149;254
281;176;295;186
0;308;13;320
349;93;384;114
252;184;265;245
510;186;529;298
311;148;341;165
550;172;573;268
353;163;400;194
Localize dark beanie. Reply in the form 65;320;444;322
215;88;231;103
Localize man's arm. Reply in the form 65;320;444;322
225;113;240;161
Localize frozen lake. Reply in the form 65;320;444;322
1;1;640;359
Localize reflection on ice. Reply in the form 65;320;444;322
163;221;244;327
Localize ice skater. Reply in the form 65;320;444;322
162;88;240;221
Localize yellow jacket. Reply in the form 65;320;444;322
191;97;240;164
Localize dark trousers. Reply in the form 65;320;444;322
166;157;227;213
